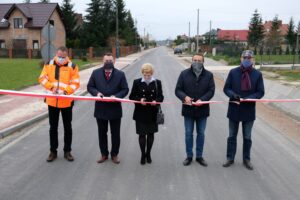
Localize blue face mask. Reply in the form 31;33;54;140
242;59;252;68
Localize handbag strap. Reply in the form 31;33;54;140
155;80;162;111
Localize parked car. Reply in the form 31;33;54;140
174;48;182;54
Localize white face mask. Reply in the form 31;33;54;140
57;57;66;65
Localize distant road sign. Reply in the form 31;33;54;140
41;43;56;62
42;22;55;42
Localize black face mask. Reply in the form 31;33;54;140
103;62;114;70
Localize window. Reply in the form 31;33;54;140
33;40;39;49
49;20;54;26
13;18;23;29
0;40;5;49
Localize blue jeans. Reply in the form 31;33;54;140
184;117;207;158
226;119;254;161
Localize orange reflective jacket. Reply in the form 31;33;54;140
38;58;80;108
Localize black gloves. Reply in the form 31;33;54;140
233;94;240;102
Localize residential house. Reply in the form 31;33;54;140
217;29;249;45
217;21;289;46
263;20;288;36
0;3;65;51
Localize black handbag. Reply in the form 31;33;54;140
156;105;164;125
155;80;164;125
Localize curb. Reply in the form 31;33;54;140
0;112;48;139
0;56;141;138
0;90;89;139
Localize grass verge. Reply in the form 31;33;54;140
0;58;94;90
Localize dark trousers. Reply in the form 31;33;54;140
96;118;121;157
226;120;254;161
48;105;73;153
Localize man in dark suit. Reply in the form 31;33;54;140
223;50;265;170
87;53;129;164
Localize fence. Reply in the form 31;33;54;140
0;49;8;58
0;45;140;60
211;44;300;65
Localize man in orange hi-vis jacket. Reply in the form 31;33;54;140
39;46;80;162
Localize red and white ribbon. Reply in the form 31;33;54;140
0;89;299;106
0;89;166;105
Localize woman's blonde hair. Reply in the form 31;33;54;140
141;63;154;74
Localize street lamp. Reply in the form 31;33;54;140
296;32;299;64
196;9;199;53
116;2;119;58
188;22;191;53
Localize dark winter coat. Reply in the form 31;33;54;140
223;66;265;122
129;78;164;123
175;67;215;118
87;67;129;120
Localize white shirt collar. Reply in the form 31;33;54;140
141;77;156;83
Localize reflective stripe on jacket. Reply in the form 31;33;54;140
38;59;80;108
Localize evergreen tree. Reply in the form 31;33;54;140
61;0;77;46
83;0;115;47
113;0;128;45
82;0;139;47
122;11;137;45
24;0;31;3
248;9;264;48
101;0;114;45
39;0;50;3
286;17;296;48
83;0;105;47
266;15;282;53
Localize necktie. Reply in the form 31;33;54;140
105;72;111;80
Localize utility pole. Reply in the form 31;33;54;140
188;22;191;52
196;9;199;53
144;27;146;49
116;2;119;58
209;20;212;47
135;18;138;51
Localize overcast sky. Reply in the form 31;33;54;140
1;0;300;40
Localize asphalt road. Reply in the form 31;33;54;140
0;47;300;200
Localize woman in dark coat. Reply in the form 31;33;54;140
129;63;164;165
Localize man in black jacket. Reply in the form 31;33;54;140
87;53;129;164
175;54;215;166
223;50;264;170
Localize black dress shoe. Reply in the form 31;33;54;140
196;157;208;167
222;160;234;167
243;160;254;170
140;155;146;165
146;154;152;164
183;157;192;166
